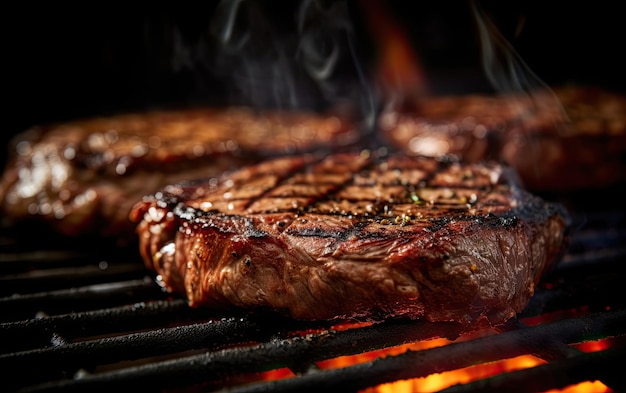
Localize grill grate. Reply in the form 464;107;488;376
1;208;625;393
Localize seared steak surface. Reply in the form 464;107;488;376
379;85;626;191
131;152;570;326
0;107;357;244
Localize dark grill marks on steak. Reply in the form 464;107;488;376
131;152;570;327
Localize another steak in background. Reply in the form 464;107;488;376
0;107;359;246
378;85;626;192
130;151;570;328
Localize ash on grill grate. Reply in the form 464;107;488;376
1;207;625;393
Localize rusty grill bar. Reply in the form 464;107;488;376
1;208;626;393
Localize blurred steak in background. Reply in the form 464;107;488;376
0;106;359;246
379;84;626;192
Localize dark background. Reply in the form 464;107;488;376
2;1;625;168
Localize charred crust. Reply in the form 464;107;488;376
172;204;270;238
349;221;375;239
423;213;519;232
475;213;518;228
286;220;383;242
425;217;451;232
286;226;343;239
510;194;571;227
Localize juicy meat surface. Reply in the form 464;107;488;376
130;151;570;326
379;85;626;191
0;107;358;244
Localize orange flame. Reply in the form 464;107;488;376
361;352;611;393
359;0;429;102
252;335;614;393
319;337;613;393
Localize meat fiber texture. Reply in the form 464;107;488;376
0;107;359;245
379;85;626;192
130;151;570;327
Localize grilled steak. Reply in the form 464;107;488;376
130;151;570;326
0;107;358;245
501;85;626;191
379;85;626;191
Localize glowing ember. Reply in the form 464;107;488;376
317;337;451;371
362;354;544;393
361;354;611;393
252;334;615;393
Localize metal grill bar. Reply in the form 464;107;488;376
5;314;464;392
520;269;626;319
0;276;163;322
0;299;205;353
224;310;626;393
12;309;626;393
0;262;147;296
0;250;97;272
2;317;271;391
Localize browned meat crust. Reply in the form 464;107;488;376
379;85;626;191
130;151;570;326
0;107;359;244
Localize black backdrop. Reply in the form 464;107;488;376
3;1;625;168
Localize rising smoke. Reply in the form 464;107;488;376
171;0;376;123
